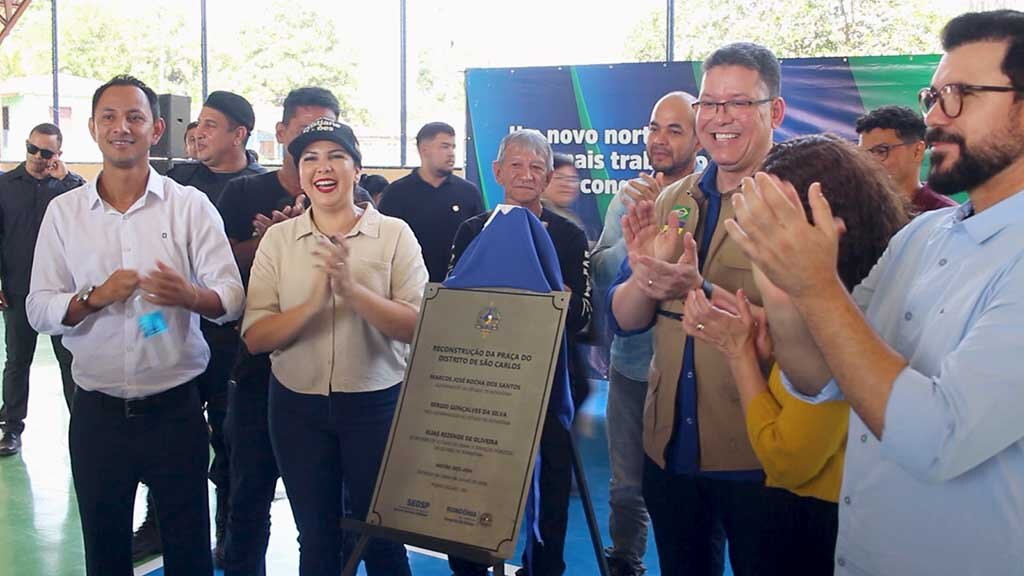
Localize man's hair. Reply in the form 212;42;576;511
91;75;160;120
282;87;341;124
854;106;926;142
183;120;198;143
496;129;553;171
942;10;1024;95
416;122;455;146
703;42;782;98
30;122;63;147
762;134;909;291
552;152;575;171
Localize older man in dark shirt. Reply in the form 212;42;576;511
0;122;83;456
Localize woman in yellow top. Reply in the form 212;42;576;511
682;134;908;575
241;118;427;576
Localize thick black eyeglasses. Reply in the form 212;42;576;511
26;142;57;160
919;83;1024;119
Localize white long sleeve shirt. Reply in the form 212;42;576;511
27;168;244;399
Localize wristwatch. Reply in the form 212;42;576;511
75;285;97;308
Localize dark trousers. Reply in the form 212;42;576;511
223;348;279;576
1;293;75;433
767;487;838;576
70;382;212;576
268;377;410;576
197;319;239;526
449;405;575;576
643;457;787;576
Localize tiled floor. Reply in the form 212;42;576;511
0;331;734;575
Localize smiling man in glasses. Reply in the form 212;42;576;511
0;122;83;456
609;42;787;575
855;105;957;214
724;10;1024;575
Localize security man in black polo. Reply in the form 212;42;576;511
131;90;266;563
0;122;83;457
378;121;483;282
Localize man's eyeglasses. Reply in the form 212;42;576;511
918;83;1024;119
692;98;773;116
552;175;580;185
26;142;57;160
865;141;915;161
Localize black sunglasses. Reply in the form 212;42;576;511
26;142;57;160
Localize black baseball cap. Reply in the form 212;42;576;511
287;117;362;168
204;91;255;132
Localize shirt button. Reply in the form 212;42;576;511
844;496;851;505
860;434;868;443
452;205;461;212
939;258;948;266
904;312;913;321
686;371;694;378
127;346;134;352
685;417;694;425
837;557;846;567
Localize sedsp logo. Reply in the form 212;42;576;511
406;498;431;510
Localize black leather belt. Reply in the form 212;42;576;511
79;381;196;419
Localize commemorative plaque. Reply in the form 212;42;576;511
368;284;569;558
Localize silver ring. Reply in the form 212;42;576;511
696;323;705;331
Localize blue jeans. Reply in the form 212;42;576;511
269;377;411;576
605;368;650;570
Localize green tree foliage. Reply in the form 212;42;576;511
627;0;1021;62
210;1;367;123
0;0;364;122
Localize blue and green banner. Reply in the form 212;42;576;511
465;55;940;240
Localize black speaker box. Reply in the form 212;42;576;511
151;94;191;159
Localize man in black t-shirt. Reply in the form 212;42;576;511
378;122;483;282
166;91;267;205
448;129;591;576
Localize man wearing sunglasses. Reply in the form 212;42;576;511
726;10;1024;575
0;122;83;457
855;105;957;214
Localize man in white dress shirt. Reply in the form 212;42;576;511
27;75;244;576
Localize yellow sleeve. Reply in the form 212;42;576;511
745;366;849;489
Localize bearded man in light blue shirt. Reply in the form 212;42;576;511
724;10;1024;576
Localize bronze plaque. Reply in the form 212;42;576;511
368;284;569;558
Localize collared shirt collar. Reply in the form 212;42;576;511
293;201;383;241
8;162;50;183
86;166;165;211
951;188;1024;245
411;167;451;189
695;161;719;202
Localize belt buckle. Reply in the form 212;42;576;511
124;398;142;418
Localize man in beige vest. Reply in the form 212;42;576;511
609;42;787;576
